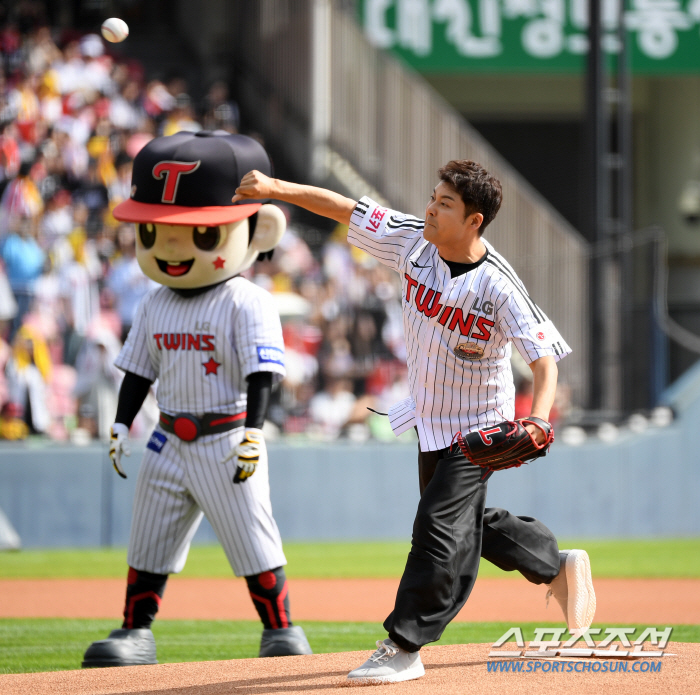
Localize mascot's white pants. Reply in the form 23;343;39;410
127;426;287;577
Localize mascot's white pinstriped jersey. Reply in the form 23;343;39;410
119;281;285;419
116;279;287;576
347;196;572;451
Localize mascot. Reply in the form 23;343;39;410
82;131;311;667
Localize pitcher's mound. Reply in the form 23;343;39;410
0;642;694;695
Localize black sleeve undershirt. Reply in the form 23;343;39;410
114;371;272;430
115;372;153;428
245;371;272;430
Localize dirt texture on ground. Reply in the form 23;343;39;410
1;577;698;623
0;642;694;695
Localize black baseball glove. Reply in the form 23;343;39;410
453;417;554;471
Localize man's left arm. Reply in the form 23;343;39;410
523;355;558;444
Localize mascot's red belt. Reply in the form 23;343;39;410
159;412;247;442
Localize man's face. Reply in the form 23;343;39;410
135;218;257;288
423;181;481;247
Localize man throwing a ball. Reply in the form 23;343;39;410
233;161;596;683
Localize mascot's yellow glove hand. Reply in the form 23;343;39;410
110;423;131;479
221;428;265;484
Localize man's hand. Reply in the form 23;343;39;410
110;423;131;479
221;428;265;484
522;420;547;445
232;170;276;202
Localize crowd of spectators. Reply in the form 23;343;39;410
0;12;564;445
0;13;420;444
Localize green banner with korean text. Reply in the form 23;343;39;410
360;0;700;74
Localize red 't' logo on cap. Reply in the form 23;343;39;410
152;160;201;204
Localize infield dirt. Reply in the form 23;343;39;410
1;576;698;623
0;642;695;695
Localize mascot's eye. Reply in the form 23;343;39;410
138;223;156;249
193;225;221;251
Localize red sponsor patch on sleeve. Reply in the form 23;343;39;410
364;206;387;234
536;331;545;340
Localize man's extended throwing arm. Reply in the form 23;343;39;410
233;170;356;226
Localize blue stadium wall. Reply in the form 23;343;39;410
0;359;699;547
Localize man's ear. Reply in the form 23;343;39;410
249;204;285;253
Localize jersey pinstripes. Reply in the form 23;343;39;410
349;196;571;451
118;277;287;577
116;278;286;415
127;428;285;577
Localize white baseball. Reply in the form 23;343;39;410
101;18;129;43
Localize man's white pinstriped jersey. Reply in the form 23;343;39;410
348;196;571;452
115;277;288;577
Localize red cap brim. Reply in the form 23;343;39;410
113;199;262;225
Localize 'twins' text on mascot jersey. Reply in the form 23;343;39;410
152;332;216;351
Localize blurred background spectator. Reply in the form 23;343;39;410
0;9;418;444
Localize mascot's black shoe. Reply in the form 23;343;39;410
259;626;313;657
82;628;157;667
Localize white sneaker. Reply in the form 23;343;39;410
545;549;596;631
347;638;425;683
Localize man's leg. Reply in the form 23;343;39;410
419;446;595;630
481;508;560;584
419;446;559;584
384;446;490;652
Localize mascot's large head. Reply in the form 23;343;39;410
112;131;284;289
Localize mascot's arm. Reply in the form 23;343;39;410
245;371;272;429
110;371;153;479
115;371;153;427
222;372;272;483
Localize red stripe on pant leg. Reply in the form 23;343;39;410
249;591;278;629
276;581;289;628
123;591;161;629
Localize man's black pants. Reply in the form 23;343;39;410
383;444;560;653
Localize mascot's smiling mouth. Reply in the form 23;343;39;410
156;258;195;277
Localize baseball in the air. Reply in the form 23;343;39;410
101;17;129;43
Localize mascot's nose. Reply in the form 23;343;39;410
164;230;183;247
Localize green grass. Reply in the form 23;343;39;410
2;539;700;579
1;619;697;674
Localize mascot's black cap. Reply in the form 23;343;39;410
113;131;271;225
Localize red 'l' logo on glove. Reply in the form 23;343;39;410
478;426;502;445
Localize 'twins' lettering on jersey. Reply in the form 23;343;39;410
152;332;216;351
404;273;496;340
